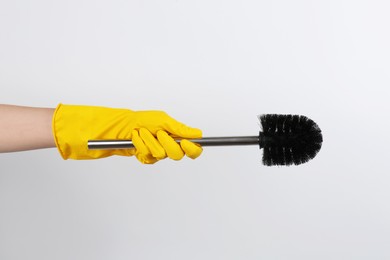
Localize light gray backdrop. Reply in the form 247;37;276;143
1;0;390;259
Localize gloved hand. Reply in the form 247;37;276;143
52;104;202;164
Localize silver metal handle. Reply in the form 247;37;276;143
88;136;260;150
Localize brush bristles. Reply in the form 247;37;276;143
259;114;323;166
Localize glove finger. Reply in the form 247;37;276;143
132;130;158;164
180;139;203;159
132;129;150;156
139;128;166;160
157;131;184;160
136;153;159;164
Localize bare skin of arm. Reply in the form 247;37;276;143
0;104;56;153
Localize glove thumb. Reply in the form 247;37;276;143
167;118;202;139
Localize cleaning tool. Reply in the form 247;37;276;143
88;114;323;166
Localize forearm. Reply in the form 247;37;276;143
0;104;56;153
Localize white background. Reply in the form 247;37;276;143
1;0;390;259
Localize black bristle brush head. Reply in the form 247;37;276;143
259;114;323;166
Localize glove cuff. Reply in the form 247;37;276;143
52;103;134;160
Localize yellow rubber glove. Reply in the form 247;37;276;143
52;104;202;164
